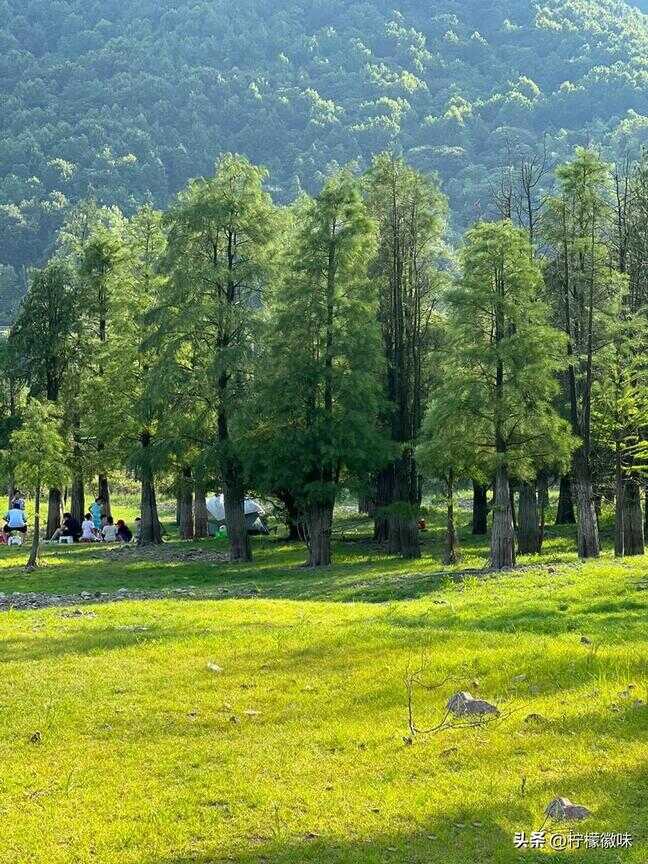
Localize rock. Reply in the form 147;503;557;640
446;691;499;717
207;662;223;673
545;797;591;821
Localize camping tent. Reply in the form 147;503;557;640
205;495;269;535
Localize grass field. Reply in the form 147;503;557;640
0;499;646;863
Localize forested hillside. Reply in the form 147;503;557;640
2;0;648;310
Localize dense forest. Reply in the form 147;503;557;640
2;0;648;319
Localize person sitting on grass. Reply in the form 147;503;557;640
4;504;27;538
116;519;133;543
102;516;119;542
134;516;141;544
81;512;100;542
50;512;82;543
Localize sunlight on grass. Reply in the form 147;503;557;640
0;502;646;863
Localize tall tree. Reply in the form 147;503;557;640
88;207;167;546
544;149;621;558
422;221;574;569
365;153;447;559
155;154;276;562
251;173;386;566
9;262;78;538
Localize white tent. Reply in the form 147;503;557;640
206;495;269;535
206;494;266;522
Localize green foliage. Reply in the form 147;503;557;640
250;171;387;508
8;398;67;492
9;261;79;400
421;220;575;479
2;0;648;282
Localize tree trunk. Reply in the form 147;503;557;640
556;474;576;524
7;477;15;510
140;474;162;546
71;473;85;526
46;488;62;539
26;484;41;569
571;448;600;559
373;466;392;543
444;471;459;565
615;445;624;558
518;481;540;555
623;478;645;557
277;490;303;541
307;499;333;567
98;475;111;519
537;474;549;553
178;466;194;540
358;493;375;516
223;473;251;562
194;484;209;539
472;481;488;535
387;454;420;559
490;463;516;570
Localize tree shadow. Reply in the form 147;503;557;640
0;623;185;663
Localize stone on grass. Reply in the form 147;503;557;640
545;797;591;821
207;662;223;673
446;691;499;717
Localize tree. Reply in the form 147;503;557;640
544;149;622;558
418;403;483;565
88;207;167;546
592;319;648;557
9;262;79;538
156;154;276;562
365;153;447;559
251;172;386;566
7;400;67;569
423;221;574;569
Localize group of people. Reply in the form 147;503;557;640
51;498;137;544
2;491;140;546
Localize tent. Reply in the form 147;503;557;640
206;494;269;536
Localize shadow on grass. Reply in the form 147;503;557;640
0;624;184;663
147;762;648;863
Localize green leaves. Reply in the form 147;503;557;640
420;220;576;482
8;399;68;492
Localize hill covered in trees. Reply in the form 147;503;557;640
2;0;648;308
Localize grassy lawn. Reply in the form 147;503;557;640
0;502;646;863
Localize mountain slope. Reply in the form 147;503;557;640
1;0;648;279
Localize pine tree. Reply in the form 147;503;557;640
422;221;574;569
544;148;622;558
154;154;276;562
365;154;448;559
253;172;387;566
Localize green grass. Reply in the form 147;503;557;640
0;501;646;863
